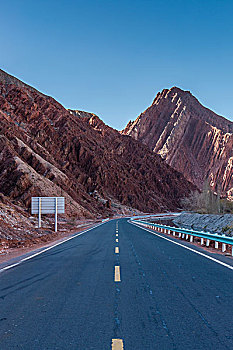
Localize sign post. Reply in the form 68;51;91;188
31;197;65;232
38;197;42;228
55;197;58;232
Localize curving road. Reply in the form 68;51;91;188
1;218;233;349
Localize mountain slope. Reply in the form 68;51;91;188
0;70;195;226
122;87;233;199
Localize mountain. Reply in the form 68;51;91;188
122;87;233;199
0;69;195;237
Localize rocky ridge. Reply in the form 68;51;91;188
0;69;195;245
123;87;233;199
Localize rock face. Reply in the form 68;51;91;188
173;213;233;236
122;87;233;199
0;70;195;228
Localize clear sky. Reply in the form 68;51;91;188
1;0;233;129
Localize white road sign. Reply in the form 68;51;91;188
31;197;65;214
31;197;65;232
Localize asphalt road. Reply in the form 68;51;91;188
1;218;233;349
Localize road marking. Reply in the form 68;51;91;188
112;338;124;349
130;221;233;271
0;262;20;272
0;221;108;274
116;233;118;237
116;238;119;242
115;247;119;254
115;266;121;282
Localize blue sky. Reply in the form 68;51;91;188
1;0;233;129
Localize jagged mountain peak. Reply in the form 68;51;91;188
151;87;233;132
122;88;233;199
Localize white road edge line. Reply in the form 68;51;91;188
0;221;107;274
130;221;233;271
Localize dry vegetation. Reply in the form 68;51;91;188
181;181;233;215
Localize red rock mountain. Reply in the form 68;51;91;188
0;70;195;227
123;87;233;199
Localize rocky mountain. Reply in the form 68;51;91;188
122;87;233;199
0;69;195;237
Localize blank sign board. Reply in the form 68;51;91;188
31;197;65;214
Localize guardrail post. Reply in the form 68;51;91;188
186;234;189;240
215;241;219;249
178;233;181;238
206;239;210;247
222;243;226;253
201;238;204;245
182;233;185;239
190;236;193;242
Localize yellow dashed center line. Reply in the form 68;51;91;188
112;338;124;349
112;224;123;349
114;266;121;282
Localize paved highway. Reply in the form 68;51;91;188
1;218;233;349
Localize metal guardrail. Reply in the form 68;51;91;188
131;219;233;255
